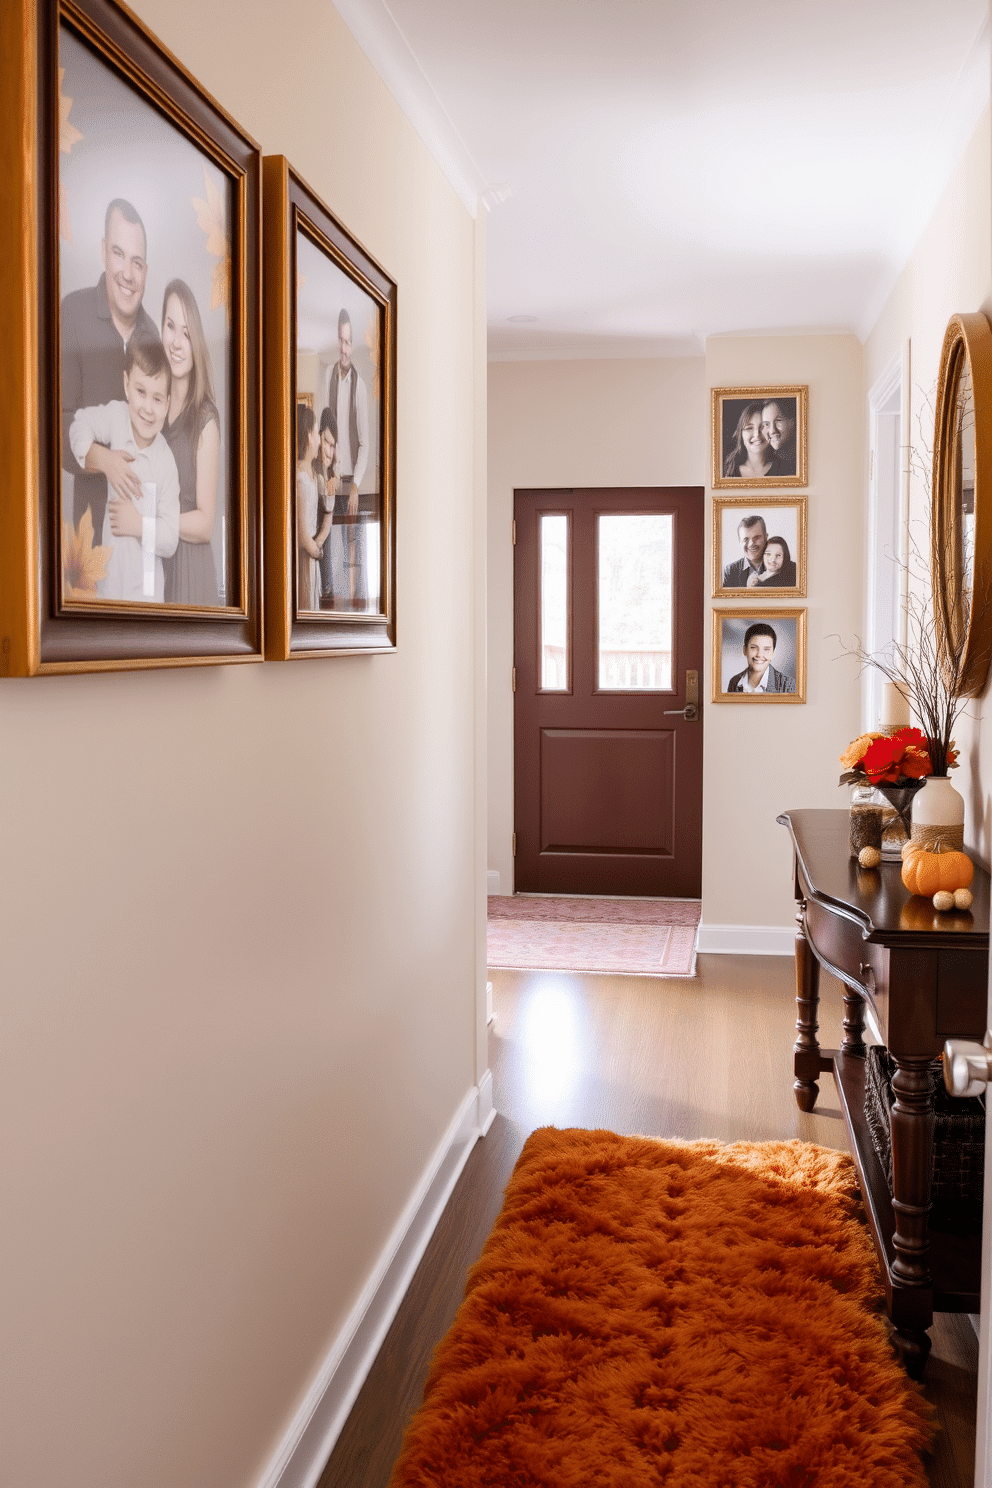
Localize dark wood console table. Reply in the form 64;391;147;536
777;808;990;1377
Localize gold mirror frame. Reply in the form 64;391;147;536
932;311;992;697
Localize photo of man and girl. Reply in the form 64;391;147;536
58;29;232;608
713;387;806;488
716;612;805;702
295;229;383;617
715;500;805;596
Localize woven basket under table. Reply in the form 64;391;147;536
864;1044;985;1234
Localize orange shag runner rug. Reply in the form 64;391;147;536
389;1128;935;1487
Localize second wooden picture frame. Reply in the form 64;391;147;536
262;156;397;659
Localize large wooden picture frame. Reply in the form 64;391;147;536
711;386;808;490
262;156;396;658
0;0;263;674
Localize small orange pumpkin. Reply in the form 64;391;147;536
901;840;974;897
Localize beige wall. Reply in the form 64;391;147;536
2;4;486;1487
864;104;992;865
702;335;865;929
487;344;864;933
487;356;707;892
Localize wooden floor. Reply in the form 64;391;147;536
321;954;978;1488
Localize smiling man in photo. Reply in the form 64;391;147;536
727;621;795;694
60;197;157;539
760;398;797;475
722;514;767;588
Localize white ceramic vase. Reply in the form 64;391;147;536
910;775;965;850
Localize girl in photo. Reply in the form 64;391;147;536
748;534;797;587
296;402;322;612
312;407;341;607
160;279;221;605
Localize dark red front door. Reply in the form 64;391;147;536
513;486;704;897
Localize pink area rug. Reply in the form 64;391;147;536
487;896;700;977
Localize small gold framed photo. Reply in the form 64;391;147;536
712;496;807;598
712;608;806;703
711;386;808;489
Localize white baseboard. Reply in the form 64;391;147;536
477;1067;496;1134
257;1074;494;1488
696;924;794;956
486;870;501;895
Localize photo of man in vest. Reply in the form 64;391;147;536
320;308;369;608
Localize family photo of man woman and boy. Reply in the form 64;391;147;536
58;31;232;610
294;230;383;618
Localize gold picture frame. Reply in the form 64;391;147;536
712;496;807;598
712;608;806;703
262;155;396;658
0;0;263;674
711;385;808;490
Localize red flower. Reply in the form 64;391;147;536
861;729;934;785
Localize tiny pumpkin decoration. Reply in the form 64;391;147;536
901;839;974;898
858;846;882;868
932;890;955;912
955;887;974;911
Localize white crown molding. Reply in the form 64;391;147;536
330;0;487;216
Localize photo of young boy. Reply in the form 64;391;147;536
727;621;794;693
713;610;806;703
68;329;180;602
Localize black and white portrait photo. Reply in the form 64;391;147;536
712;609;806;703
712;386;807;489
712;497;807;597
295;229;384;618
58;27;235;610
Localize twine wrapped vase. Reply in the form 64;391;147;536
911;775;965;850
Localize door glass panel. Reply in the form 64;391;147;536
540;513;569;690
598;514;673;690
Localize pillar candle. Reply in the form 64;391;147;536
880;679;910;728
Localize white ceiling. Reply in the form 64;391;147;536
332;0;991;359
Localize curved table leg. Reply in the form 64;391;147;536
888;1052;936;1375
891;1326;932;1381
793;901;821;1111
889;1054;935;1286
841;985;866;1057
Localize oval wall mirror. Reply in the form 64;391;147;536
932;311;992;697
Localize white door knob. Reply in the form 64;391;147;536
942;1033;992;1098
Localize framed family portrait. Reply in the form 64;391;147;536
0;0;262;674
262;156;396;659
712;608;806;703
711;386;808;490
712;496;807;598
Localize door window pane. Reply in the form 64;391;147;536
540;514;568;690
598;514;673;690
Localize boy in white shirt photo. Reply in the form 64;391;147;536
69;330;180;602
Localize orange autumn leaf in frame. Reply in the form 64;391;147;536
191;164;231;319
58;68;84;245
62;507;111;601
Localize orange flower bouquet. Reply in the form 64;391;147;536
838;727;955;789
